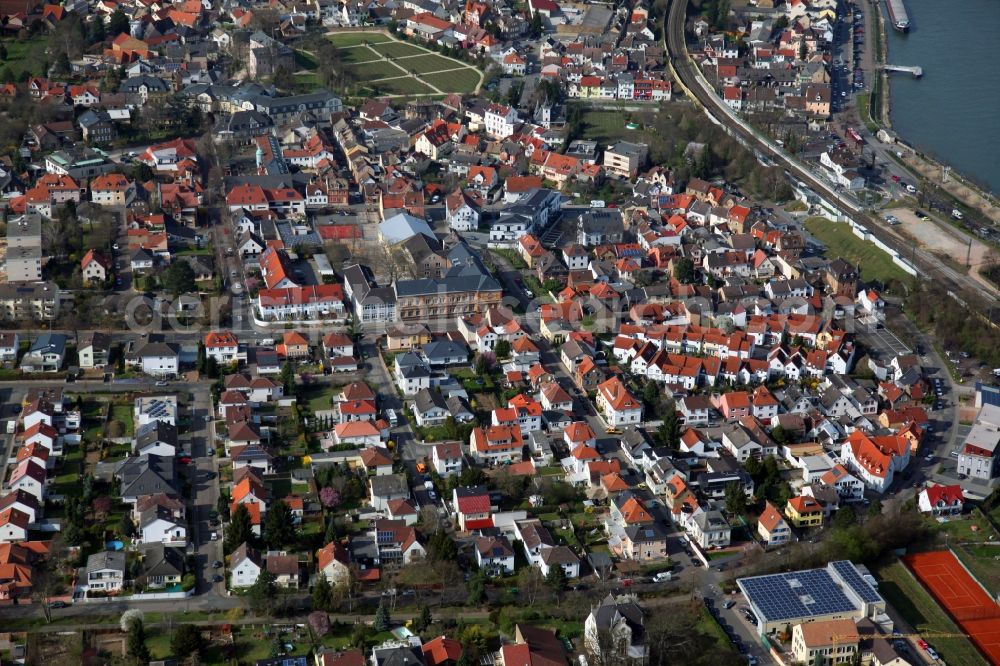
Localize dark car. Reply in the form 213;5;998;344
213;560;223;569
212;574;223;583
48;601;69;609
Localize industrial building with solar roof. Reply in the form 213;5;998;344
737;560;888;634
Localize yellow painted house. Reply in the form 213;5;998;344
784;495;824;528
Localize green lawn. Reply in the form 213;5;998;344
110;404;135;437
369;41;427;59
578;108;657;146
875;561;989;666
294;49;317;70
695;608;741;656
0;35;51;78
422;68;480;93
293;73;319;89
371;77;437;96
328;31;392;47
350;60;405;81
396;54;464;75
953;543;1000;596
339;45;379;64
301;385;338;413
803;217;911;285
934;511;996;544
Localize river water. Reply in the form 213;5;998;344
884;0;1000;194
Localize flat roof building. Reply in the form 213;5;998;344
737;560;886;635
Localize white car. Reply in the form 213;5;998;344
653;571;673;582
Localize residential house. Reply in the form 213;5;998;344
757;501;792;547
86;551;126;594
784;495;824;528
20;333;67;373
368;474;410;511
77;331;111;368
688;510;731;550
584;594;648;664
918;484;965;519
476;535;515;575
230;542;262;588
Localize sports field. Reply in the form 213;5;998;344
905;550;1000;664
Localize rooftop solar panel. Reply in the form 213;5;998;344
830;560;882;604
738;569;858;622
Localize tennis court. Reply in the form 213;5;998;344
905;550;1000;664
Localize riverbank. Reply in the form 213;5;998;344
866;0;999;223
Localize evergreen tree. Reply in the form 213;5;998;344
724;481;747;516
170;624;204;660
374;601;391;632
545;565;567;593
313;574;332;612
126;619;150;664
263;500;296;550
466;571;487;605
108;8;130;36
89;16;106;43
249;570;278;616
225;504;253;554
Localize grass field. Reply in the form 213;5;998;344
0;35;51;78
371;77;436;95
954;543;1000;596
395;54;461;74
369;41;426;59
330;33;480;95
293;49;317;70
875;561;990;666
423;68;480;93
350;60;405;81
803;216;911;285
328;32;391;47
110;403;135;437
339;46;378;64
578;108;656;146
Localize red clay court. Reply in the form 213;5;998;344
904;550;1000;664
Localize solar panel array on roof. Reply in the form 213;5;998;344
830;560;882;604
739;569;858;622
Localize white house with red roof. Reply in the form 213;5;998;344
470;425;523;464
839;430;910;493
502;52;526;75
596;377;643;427
818;464;864;502
22;422;58;457
317;541;351;586
8;460;46;503
81;249;112;284
453;486;492;531
333;421;381;447
540;382;573;413
757;500;791;547
204;330;245;364
918;484;965;518
16;443;50;470
0;508;30;543
0;490;41;524
563;421;596;451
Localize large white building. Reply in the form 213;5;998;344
484;104;518;139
